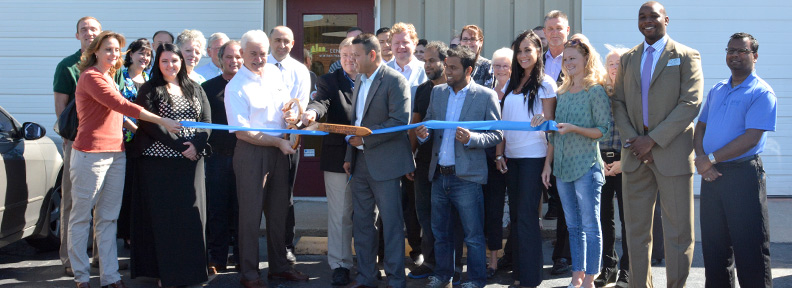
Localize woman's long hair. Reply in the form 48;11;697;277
146;43;196;112
557;38;607;94
78;31;126;75
504;30;544;115
123;38;153;71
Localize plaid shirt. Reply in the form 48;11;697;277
598;112;621;151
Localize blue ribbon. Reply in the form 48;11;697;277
180;120;557;135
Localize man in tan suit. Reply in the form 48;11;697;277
611;2;704;287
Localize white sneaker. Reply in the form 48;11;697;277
426;275;451;288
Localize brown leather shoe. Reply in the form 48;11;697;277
346;282;376;288
240;278;267;288
267;268;309;281
100;280;127;288
76;282;90;288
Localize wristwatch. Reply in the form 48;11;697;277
708;153;717;164
495;155;504;162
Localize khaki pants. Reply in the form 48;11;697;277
325;171;353;269
60;140;98;269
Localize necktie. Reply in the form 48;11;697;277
641;46;655;128
275;62;286;83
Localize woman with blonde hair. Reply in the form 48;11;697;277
69;31;180;288
542;37;611;288
175;29;207;83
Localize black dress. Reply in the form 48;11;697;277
130;83;211;287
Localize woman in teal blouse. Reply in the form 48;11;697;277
542;38;611;288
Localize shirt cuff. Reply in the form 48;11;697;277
345;135;364;150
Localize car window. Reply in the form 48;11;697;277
0;112;15;140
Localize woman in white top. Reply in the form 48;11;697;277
175;29;207;84
493;30;557;288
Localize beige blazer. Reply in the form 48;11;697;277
612;37;704;176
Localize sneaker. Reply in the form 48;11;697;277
426;275;451;288
550;258;571;275
408;265;434;279
615;270;629;288
594;266;618;287
331;267;351;286
460;282;479;288
452;271;461;285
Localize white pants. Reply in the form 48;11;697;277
68;150;124;285
325;171;353;269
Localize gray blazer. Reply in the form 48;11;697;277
344;65;416;181
422;82;502;184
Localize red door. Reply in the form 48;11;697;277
287;0;374;196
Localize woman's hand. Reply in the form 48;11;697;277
541;164;553;189
610;161;622;175
555;123;578;135
182;142;199;161
530;113;546;127
160;118;182;134
495;157;508;174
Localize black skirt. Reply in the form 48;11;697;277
130;156;208;286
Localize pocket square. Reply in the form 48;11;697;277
667;58;680;66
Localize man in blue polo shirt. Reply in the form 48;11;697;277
693;32;776;287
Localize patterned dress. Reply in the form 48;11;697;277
120;67;148;142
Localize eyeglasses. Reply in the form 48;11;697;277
450;44;458;49
492;64;510;70
725;48;754;55
460;37;479;43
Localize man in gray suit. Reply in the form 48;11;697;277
343;33;415;288
415;46;502;288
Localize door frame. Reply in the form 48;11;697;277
285;0;377;62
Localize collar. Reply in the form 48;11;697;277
728;71;757;89
238;64;262;81
396;56;421;71
267;54;293;68
362;64;383;82
447;81;473;95
643;34;669;53
545;49;563;60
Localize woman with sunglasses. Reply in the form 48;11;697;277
542;38;611;288
493;30;557;288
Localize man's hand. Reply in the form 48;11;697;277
277;138;297;155
455;127;471;144
700;166;722;182
637;151;654;164
415;125;429;139
495;158;508;174
301;110;317;126
343;161;351;176
348;136;363;147
625;136;656;160
283;109;299;125
694;155;714;175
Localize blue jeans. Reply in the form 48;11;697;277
556;163;604;275
431;172;486;287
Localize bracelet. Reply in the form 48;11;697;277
495;155;503;161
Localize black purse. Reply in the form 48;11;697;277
54;99;79;141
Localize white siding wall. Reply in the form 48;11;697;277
583;0;792;195
0;0;264;131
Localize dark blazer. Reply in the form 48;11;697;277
612;37;703;176
344;65;415;181
131;82;212;158
306;69;355;173
422;83;502;184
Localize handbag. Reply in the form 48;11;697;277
54;99;79;141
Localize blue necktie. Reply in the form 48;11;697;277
641;46;655;128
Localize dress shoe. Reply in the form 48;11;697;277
497;255;513;271
452;271;461;285
101;280;127;288
615;270;629;288
268;268;309;281
410;252;424;266
486;267;497;279
651;258;663;266
240;278;267;288
346;282;376;288
544;206;560;220
65;267;75;277
331;267;351;286
75;283;90;288
550;258;571;275
286;248;297;265
594;266;618;287
407;264;433;279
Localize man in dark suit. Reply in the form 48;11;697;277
344;33;415;288
301;36;357;286
612;2;704;287
415;46;502;288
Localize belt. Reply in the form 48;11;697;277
438;165;456;175
716;154;759;166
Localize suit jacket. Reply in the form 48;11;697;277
306;69;354;173
612;37;703;176
422;83;502;184
344;65;415;181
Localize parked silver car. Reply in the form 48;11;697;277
0;106;63;251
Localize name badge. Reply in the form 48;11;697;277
667;58;681;66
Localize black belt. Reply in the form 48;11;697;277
716;154;759;166
601;150;621;159
438;165;456;175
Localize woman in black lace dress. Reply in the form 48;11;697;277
130;43;211;287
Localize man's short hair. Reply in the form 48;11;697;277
446;46;477;72
532;26;544;31
240;30;270;52
217;40;241;68
418;39;428;47
352;33;381;59
730;32;759;53
424;41;449;61
303;48;312;60
339;37;355;50
208;32;230;45
347;26;363;34
544;10;569;23
176;29;207;53
375;27;391;36
152;30;174;42
390;22;419;43
461;24;484;41
76;16;100;33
